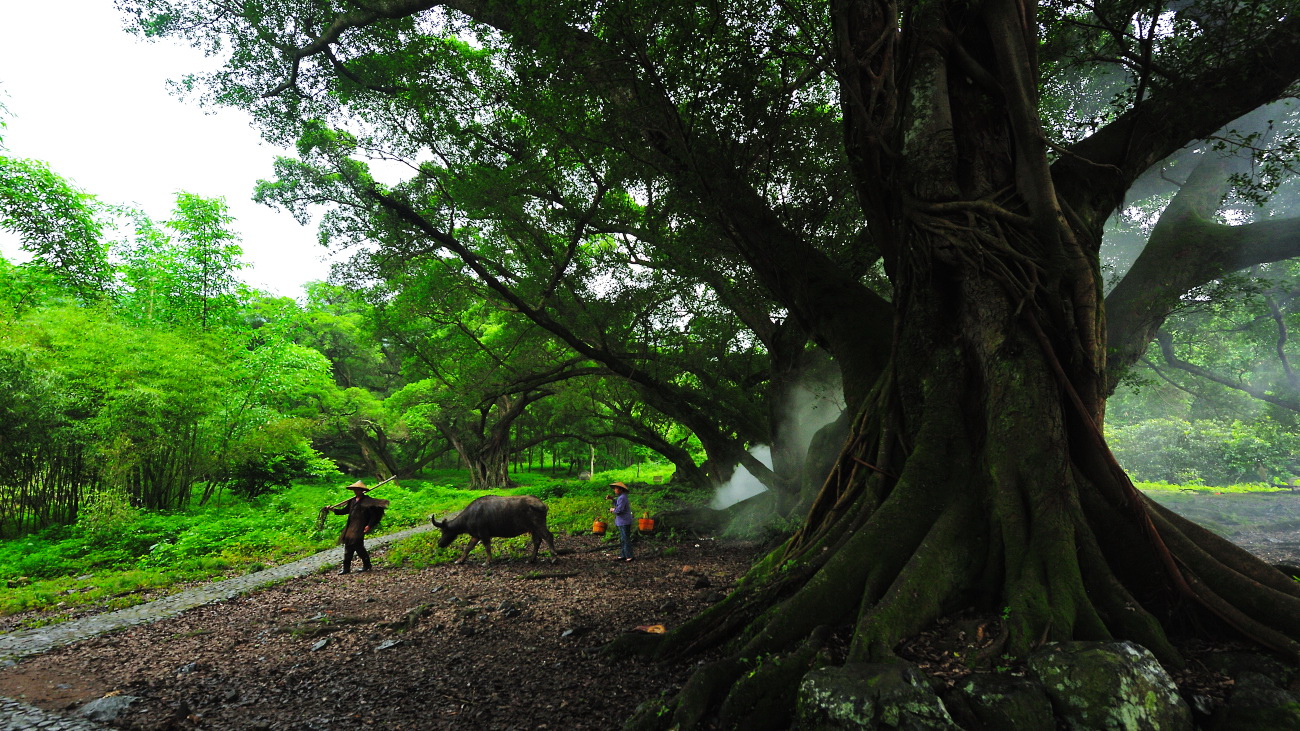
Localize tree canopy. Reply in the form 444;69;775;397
26;0;1300;723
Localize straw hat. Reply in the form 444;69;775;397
348;480;370;491
609;481;629;492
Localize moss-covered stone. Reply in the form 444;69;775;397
796;661;959;729
1212;671;1300;730
1027;640;1191;730
719;648;822;731
941;672;1055;730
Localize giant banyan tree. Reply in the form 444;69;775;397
124;0;1300;725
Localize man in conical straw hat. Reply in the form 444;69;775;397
326;480;390;574
607;481;634;562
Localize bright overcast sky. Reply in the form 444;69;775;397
0;0;338;298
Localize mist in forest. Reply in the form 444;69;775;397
711;366;845;510
711;445;773;510
1101;98;1300;294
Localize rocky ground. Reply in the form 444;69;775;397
0;533;760;730
4;491;1300;730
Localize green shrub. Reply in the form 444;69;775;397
76;488;140;544
1108;417;1300;486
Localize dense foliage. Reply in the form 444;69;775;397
7;0;1300;724
0;464;686;619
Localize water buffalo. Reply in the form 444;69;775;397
430;495;557;564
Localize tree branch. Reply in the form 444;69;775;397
1053;13;1300;234
1154;331;1300;413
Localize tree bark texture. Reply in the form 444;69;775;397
619;0;1300;726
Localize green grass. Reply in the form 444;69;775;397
388;464;698;568
1134;480;1292;494
0;463;690;622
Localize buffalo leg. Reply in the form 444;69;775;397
481;537;494;564
530;530;557;562
456;537;480;564
542;529;557;561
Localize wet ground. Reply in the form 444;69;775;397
1146;488;1300;565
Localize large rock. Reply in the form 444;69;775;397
942;672;1055;730
796;661;960;729
1028;641;1191;730
1211;671;1300;730
78;694;139;722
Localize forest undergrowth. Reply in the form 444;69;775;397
0;464;694;625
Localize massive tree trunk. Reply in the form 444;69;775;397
615;1;1300;727
347;422;400;480
441;426;511;488
436;395;541;488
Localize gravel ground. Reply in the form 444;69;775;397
5;491;1300;730
0;534;759;730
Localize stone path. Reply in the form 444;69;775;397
0;696;111;731
0;523;434;728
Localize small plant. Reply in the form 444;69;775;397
76;489;139;543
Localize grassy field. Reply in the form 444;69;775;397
1134;480;1295;494
0;464;699;622
5;469;1284;624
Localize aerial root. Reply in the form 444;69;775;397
1141;506;1300;657
1179;570;1300;662
1072;504;1180;662
717;626;833;730
848;497;982;661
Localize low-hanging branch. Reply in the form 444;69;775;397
1155;330;1300;413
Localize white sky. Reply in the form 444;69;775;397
0;0;337;298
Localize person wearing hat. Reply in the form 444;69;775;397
607;481;634;562
327;480;390;574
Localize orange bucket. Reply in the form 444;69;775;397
593;520;607;535
637;517;655;533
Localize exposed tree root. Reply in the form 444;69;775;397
622;404;1300;730
622;274;1300;730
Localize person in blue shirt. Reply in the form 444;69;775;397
607;481;634;562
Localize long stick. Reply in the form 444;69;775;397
323;475;398;510
315;475;398;529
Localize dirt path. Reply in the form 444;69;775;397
0;524;437;664
4;490;1300;730
0;534;759;730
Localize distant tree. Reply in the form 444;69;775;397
200;330;338;501
117;193;244;330
0;145;111;298
290;282;401;393
370;264;603;486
